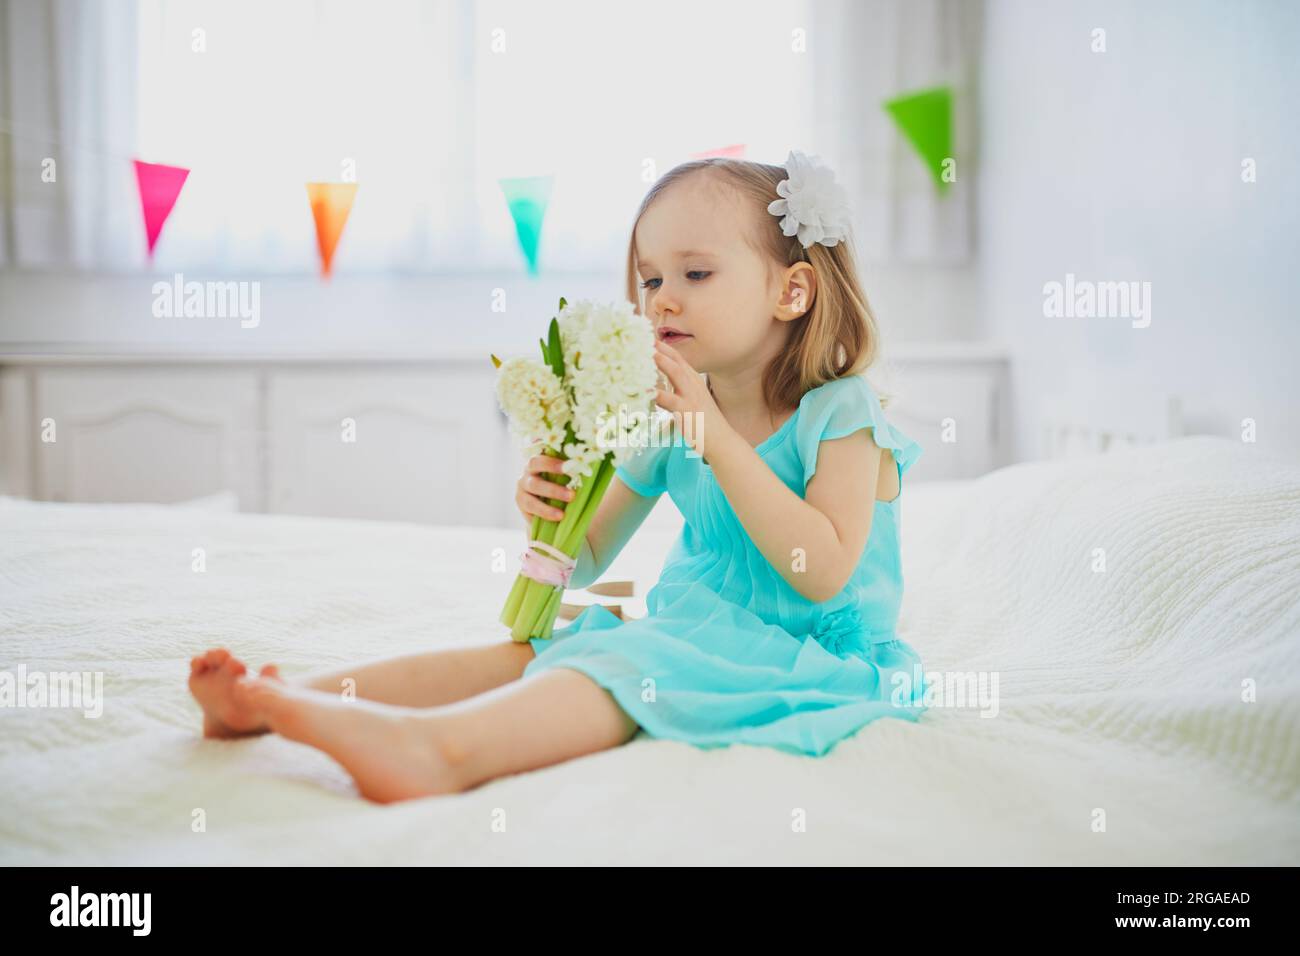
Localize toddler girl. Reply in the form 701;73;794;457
188;151;927;803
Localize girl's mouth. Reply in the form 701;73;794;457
659;330;693;344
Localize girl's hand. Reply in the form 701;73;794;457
654;339;736;459
516;454;575;525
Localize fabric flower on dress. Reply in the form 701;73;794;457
767;149;852;249
809;602;865;658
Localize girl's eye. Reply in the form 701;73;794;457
639;272;710;290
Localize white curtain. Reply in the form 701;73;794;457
1;0;978;273
0;0;142;269
808;0;981;264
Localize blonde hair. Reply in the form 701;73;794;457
624;157;892;415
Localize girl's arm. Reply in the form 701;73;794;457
566;473;661;590
651;338;879;603
707;426;882;603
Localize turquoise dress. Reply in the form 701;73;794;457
524;373;928;757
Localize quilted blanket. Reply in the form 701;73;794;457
1;435;1296;864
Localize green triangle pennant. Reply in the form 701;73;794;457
499;174;554;276
883;86;954;195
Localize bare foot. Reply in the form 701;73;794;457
188;648;281;739
234;676;464;803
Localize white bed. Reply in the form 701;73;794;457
1;435;1298;865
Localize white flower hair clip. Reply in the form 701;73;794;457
767;149;852;249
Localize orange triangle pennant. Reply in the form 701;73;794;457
306;182;358;277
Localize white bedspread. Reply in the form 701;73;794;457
2;435;1297;865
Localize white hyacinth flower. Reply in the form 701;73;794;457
555;298;658;483
494;357;571;456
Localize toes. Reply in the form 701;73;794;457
259;664;282;682
210;652;246;680
193;650;250;681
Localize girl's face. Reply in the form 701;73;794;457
634;175;787;378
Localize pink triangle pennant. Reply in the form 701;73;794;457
133;159;191;259
690;144;747;159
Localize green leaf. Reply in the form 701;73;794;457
558;296;567;312
546;317;565;378
539;337;548;363
489;353;502;369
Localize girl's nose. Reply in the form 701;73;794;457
653;285;681;318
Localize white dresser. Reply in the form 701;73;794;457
874;341;1013;482
0;343;1009;525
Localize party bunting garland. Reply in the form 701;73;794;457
4;120;779;275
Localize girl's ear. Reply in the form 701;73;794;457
778;263;817;320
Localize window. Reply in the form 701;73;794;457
135;0;816;274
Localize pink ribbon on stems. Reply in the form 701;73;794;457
519;539;577;587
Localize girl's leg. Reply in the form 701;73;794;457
296;641;538;706
189;640;536;739
428;667;641;789
236;666;640;803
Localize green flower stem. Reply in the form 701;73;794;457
499;456;568;633
511;458;606;640
508;464;582;639
555;456;614;556
519;456;616;640
537;588;564;640
511;488;584;639
539;458;616;638
499;510;545;629
507;512;561;640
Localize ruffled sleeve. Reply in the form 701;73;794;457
794;374;923;489
615;441;671;498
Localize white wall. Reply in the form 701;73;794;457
978;0;1300;460
0;272;618;359
0;260;978;356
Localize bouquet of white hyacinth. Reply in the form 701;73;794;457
493;297;660;641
